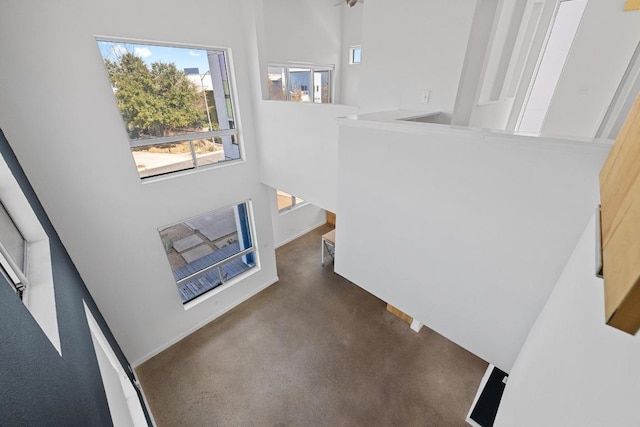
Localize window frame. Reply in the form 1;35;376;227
95;37;245;180
349;45;362;64
277;190;306;213
267;63;334;103
157;201;260;307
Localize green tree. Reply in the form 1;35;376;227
105;53;205;138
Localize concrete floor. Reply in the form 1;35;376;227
136;224;488;426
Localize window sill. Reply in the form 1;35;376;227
140;157;244;185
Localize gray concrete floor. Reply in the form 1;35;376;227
136;224;488;426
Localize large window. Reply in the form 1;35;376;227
97;40;241;179
268;64;332;103
159;203;257;304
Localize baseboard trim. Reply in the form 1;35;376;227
131;276;279;367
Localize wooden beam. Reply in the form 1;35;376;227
600;94;640;334
386;304;413;325
624;0;640;11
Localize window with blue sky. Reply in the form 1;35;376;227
96;40;241;179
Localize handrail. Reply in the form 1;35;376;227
130;129;237;148
176;247;254;286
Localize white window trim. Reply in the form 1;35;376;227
95;36;245;179
158;200;260;308
349;45;362;64
0;153;60;355
268;62;334;103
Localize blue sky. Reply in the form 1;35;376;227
97;41;211;74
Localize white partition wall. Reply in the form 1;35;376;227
256;101;358;213
494;216;640;426
335;119;610;371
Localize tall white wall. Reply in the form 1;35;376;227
339;5;364;106
263;0;344;100
357;0;475;117
542;0;640;138
494;216;640;426
0;0;278;364
256;101;358;213
336;121;610;370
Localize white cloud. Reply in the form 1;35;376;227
189;51;201;57
112;44;128;56
134;47;152;58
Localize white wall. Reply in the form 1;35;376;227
494;215;640;426
336;120;610;371
263;0;344;100
256;101;358;214
267;187;326;248
357;0;475;116
0;0;278;365
542;0;640;138
339;5;364;106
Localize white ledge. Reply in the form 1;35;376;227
338;109;614;152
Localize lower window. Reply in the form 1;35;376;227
158;202;257;304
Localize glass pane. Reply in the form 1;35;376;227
277;190;293;211
353;47;362;64
0;202;25;271
314;71;331;103
288;68;311;102
268;67;287;101
193;136;224;168
96;41;241;178
207;52;236;131
159;203;256;303
97;41;214;138
132;140;196;178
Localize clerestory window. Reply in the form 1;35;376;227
97;40;241;179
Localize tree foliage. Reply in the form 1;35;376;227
105;53;205;138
